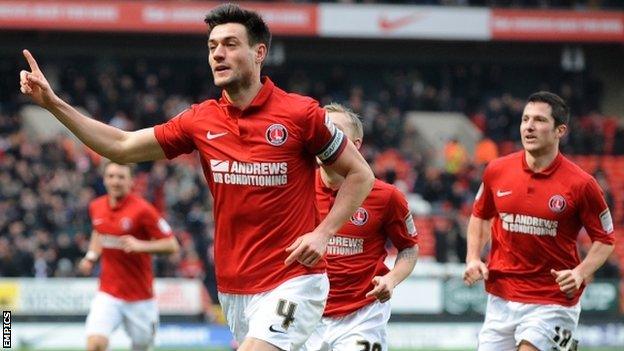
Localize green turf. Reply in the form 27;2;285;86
23;348;624;351
152;348;624;351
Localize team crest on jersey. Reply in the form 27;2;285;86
548;195;566;213
265;124;288;146
120;217;133;231
350;207;369;226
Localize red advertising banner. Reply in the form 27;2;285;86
491;9;624;42
0;0;318;35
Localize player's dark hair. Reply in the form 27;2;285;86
204;3;272;51
527;91;570;127
103;160;135;177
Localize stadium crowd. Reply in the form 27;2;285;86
0;51;622;302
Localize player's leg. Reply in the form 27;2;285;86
218;292;252;346
517;340;540;351
514;301;580;351
329;300;390;351
122;298;159;351
85;292;124;351
243;273;329;351
299;316;330;351
477;294;517;351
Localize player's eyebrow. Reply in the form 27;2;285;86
208;36;241;44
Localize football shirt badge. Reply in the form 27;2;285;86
350;207;369;226
266;124;288;146
548;195;566;213
120;217;133;231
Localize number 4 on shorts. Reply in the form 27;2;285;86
276;299;297;330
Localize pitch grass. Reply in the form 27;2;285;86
25;348;624;351
149;348;623;351
148;348;624;351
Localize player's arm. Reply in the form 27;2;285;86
119;236;179;254
285;140;374;267
463;215;492;285
78;230;102;276
551;241;614;298
19;49;165;163
366;245;418;303
319;140;374;233
551;178;615;297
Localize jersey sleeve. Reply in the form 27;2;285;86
384;187;419;251
153;105;197;159
141;204;173;240
303;102;347;165
472;164;497;219
579;178;615;245
88;201;95;227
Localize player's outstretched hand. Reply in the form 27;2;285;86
120;235;145;253
551;268;583;299
365;275;396;303
19;49;57;108
463;260;489;286
284;230;330;267
78;258;94;276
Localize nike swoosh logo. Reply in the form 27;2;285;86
206;131;228;140
497;190;512;197
269;325;286;334
378;13;422;31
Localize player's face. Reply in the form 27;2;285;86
520;101;566;154
328;112;362;149
208;23;263;89
103;164;133;199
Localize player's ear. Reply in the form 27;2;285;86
254;43;267;65
556;124;568;138
353;138;363;150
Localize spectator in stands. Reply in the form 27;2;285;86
474;136;499;165
444;137;469;174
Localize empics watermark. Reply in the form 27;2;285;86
2;311;10;349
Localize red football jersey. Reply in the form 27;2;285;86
316;173;419;316
154;77;347;293
89;194;172;301
473;151;615;306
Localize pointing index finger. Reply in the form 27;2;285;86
23;49;41;72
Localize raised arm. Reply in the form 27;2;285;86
19;49;165;163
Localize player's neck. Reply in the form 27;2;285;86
320;168;343;191
223;77;262;110
108;194;128;208
524;147;558;172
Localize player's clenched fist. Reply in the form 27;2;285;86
19;49;57;108
78;258;95;276
365;275;396;303
551;268;583;299
463;259;489;286
120;235;146;253
284;230;331;267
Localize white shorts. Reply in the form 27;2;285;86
302;300;391;351
218;273;329;351
478;293;580;351
85;291;159;347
